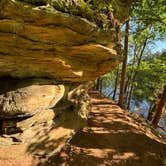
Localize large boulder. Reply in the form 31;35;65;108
0;84;90;157
0;84;65;118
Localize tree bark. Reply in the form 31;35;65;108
99;78;103;93
118;19;130;108
96;77;100;90
127;84;134;109
152;85;166;128
113;66;119;100
96;77;103;93
124;76;129;98
147;102;155;121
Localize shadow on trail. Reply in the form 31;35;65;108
37;92;166;166
58;105;166;166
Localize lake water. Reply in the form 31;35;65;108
102;85;166;136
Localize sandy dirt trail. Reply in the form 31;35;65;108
52;91;166;166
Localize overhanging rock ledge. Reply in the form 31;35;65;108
0;0;131;163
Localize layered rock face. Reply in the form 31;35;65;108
0;0;120;82
0;0;131;162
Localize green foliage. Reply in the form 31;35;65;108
102;0;166;110
108;4;114;12
133;51;166;102
52;0;108;29
132;0;166;38
126;0;166;106
52;0;131;29
102;70;118;88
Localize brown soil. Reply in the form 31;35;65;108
0;91;166;166
54;91;166;166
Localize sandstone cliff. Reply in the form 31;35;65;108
0;0;131;163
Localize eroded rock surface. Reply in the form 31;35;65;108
0;0;123;83
0;84;65;118
0;0;132;164
0;80;90;157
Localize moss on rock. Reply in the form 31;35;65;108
17;0;132;29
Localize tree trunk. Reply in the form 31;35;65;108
124;76;129;98
113;66;119;100
127;84;134;109
99;78;103;93
96;77;103;93
125;44;137;105
118;19;130;108
147;102;155;121
126;36;149;109
96;77;100;90
124;75;131;107
152;85;166;128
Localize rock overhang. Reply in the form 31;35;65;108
0;0;133;160
0;0;127;83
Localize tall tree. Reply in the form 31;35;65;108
126;34;149;109
126;0;166;109
131;51;166;111
118;19;130;108
152;85;166;128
